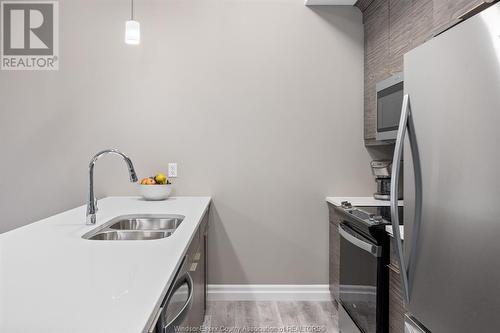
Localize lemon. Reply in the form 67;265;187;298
155;173;167;184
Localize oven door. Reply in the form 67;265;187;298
338;223;381;333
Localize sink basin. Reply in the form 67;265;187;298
88;230;172;241
82;214;185;241
109;215;183;231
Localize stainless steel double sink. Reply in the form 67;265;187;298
82;214;185;240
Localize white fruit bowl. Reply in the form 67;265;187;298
136;184;172;201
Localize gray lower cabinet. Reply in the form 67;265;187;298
388;239;406;333
186;211;209;331
328;203;340;307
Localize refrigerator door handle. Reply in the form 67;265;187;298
390;94;423;304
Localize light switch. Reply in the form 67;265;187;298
168;163;178;178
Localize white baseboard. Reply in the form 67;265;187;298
207;284;332;302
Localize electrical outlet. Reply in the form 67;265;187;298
168;163;178;178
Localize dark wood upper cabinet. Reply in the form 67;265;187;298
363;0;390;143
433;0;484;34
410;0;434;48
388;0;412;73
359;0;488;146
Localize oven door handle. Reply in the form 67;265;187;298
338;224;381;257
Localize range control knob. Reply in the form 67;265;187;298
368;214;383;223
341;201;352;209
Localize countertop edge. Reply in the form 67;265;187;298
325;196;404;207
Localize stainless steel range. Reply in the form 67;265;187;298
337;201;403;333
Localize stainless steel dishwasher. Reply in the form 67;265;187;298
148;212;209;333
155;256;194;333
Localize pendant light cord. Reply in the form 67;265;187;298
131;0;134;20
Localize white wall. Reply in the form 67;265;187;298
0;0;372;284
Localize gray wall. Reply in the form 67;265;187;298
0;0;372;284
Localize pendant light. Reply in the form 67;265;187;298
125;0;140;45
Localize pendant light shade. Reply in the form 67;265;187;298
125;20;140;45
125;0;140;45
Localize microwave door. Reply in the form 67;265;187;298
376;73;404;142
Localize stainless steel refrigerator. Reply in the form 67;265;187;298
389;2;500;332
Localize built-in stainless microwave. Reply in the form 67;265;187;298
375;73;404;142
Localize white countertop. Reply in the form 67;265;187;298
0;196;211;333
385;225;404;240
326;196;403;207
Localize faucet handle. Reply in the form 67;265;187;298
86;214;97;225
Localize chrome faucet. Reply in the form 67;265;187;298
86;149;138;224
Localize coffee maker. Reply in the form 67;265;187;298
370;160;403;200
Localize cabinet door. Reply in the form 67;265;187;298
388;240;406;333
202;222;208;312
388;0;413;73
388;264;405;333
328;205;340;305
187;216;208;331
363;0;390;143
197;211;208;313
433;0;484;34
188;244;204;331
329;223;340;305
409;0;434;49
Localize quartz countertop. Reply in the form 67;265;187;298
326;196;403;207
386;225;404;240
0;196;211;333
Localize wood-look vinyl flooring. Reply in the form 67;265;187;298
202;301;338;332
